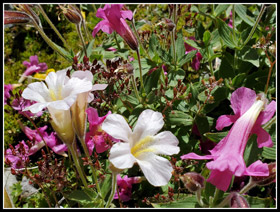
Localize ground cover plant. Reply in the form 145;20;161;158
3;3;276;208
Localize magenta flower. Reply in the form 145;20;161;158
184;37;202;71
19;55;48;83
4;84;13;105
85;107;119;155
21;125;68;156
92;4;138;50
113;174;142;202
12;97;43;118
5;141;30;169
181;87;276;191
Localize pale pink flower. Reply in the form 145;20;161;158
92;4;138;50
113;174;142;202
181;87;276;191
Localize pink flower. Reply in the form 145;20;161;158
113;174;142;202
5;141;29;169
181;87;276;192
19;55;48;83
85;107;119;155
4;84;13;105
184;37;202;71
12;96;43;118
92;4;138;50
21;125;68;156
228;11;233;28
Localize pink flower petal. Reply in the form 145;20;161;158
255;100;276;126
251;126;273;148
243;160;269;176
216;114;239;131
181;152;213;160
207;169;233;192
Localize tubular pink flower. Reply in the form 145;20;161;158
181;87;276;191
19;55;48;83
92;4;138;50
85;107;119;155
113;174;142;202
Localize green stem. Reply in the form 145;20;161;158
215;193;233;208
131;18;152;60
105;172;117;208
195;189;205;207
136;48;146;96
231;4;236;41
241;5;266;49
31;19;72;62
171;5;177;70
78;135;103;203
210;188;222;207
114;32;121;50
239;178;256;194
37;5;71;50
263;116;276;130
76;24;87;57
131;74;141;102
67;142;88;188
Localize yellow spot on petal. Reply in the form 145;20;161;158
46;69;55;74
131;136;155;158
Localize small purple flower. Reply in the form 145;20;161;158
5;141;30;169
19;55;48;83
184;37;202;71
4;84;13;105
113;174;142;202
85;107;119;155
181;87;276;192
12;97;43;118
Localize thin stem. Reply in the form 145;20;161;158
37;5;71;50
131;74;141;102
78;135;104;204
232;4;236;41
209;59;214;76
136;48;146;96
114;32;121;50
172;4;177;70
239;178;256;194
215;193;233;208
67;141;88;188
131;18;152;60
242;5;266;49
195;189;205;207
211;188;222;207
105;172;117;208
76;24;87;57
264;50;276;94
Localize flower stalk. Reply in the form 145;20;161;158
105;172;117;208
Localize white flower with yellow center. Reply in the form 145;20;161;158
102;109;180;186
22;70;93;144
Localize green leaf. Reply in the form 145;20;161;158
53;43;73;62
144;67;161;94
195;114;209;137
151;194;200;208
262;123;276;160
178;50;197;67
217;18;238;49
175;32;186;60
184;38;201;50
203;30;211;46
232;73;247;87
244;195;274;208
235;4;255;26
65;188;102;207
203;131;228;143
237;47;259;67
132;58;155;78
148;33;159;58
214;4;230;17
243;134;263;166
86;39;95;58
165;110;193;126
100;174;112;199
188;82;199;108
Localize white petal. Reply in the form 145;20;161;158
137;153;173;186
102;114;132;142
22;81;50;103
152;131;180;155
71;70;93;82
132;109;164;145
92;84;108;91
24;102;48;114
62;77;92;98
109;142;136;169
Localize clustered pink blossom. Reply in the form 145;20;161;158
5;141;30;169
114;174;142;202
184;37;202;71
4;84;13;105
181;87;276;191
85;107;119;155
12;96;43;118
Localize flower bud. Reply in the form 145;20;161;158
251;162;276;186
4;10;32;25
179;172;205;192
163;18;176;31
230;192;250;208
60;5;82;25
